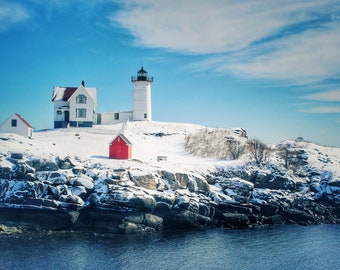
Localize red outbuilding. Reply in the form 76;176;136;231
109;134;132;159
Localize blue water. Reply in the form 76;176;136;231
0;225;339;270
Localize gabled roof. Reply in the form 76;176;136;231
0;113;32;128
52;85;97;105
110;133;132;145
15;113;32;128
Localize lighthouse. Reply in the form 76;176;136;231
131;67;153;121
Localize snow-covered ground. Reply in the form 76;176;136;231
0;121;238;174
0;121;339;178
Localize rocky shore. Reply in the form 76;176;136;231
0;151;339;234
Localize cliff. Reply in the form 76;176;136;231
0;122;339;233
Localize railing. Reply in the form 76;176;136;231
131;75;153;82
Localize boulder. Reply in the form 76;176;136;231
11;162;27;179
250;166;295;190
283;209;315;225
27;158;58;172
10;153;23;160
0;165;12;180
175;173;190;188
129;195;156;213
59;194;84;206
187;175;210;195
47;172;68;185
70;174;94;190
221;212;251;228
56;156;77;170
219;177;254;203
130;172;157;190
160;171;178;190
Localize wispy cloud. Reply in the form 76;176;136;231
0;2;30;32
112;0;340;83
302;89;340;102
300;106;340;113
227;25;340;83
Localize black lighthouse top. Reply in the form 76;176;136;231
131;66;153;83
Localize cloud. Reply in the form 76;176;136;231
0;2;30;32
300;106;340;113
226;24;340;83
112;0;340;82
302;89;340;102
113;0;334;53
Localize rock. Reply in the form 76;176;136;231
143;213;163;231
11;162;27;179
59;194;84;206
218;177;254;203
250;166;295;190
283;209;315;225
221;213;251;228
187;175;210;195
175;173;190;188
24;198;60;208
72;166;85;175
0;207;79;230
0;165;12;180
0;180;9;198
70;186;87;199
27;158;58;172
47;172;68;185
70;174;94;190
42;160;59;171
160;171;178;190
11;153;23;160
263;214;285;225
218;203;253;215
119;222;139;233
25;173;36;181
130;172;157;190
56;156;77;170
164;209;211;229
130;195;156;213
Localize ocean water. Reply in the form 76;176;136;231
0;225;339;270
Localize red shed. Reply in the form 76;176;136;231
109;134;132;159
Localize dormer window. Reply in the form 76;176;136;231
76;94;87;104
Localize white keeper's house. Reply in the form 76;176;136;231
52;67;153;128
52;80;97;128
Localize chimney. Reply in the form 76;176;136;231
81;80;85;87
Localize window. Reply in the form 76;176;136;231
76;108;86;118
114;113;119;120
56;110;62;115
144;113;147;119
76;94;87;104
11;119;17;127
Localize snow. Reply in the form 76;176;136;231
1;121;340;180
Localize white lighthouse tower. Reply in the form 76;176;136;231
131;67;153;121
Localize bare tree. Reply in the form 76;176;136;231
248;138;269;164
277;145;293;169
226;139;246;160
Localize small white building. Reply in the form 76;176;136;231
0;113;33;138
52;81;97;128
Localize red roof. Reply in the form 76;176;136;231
15;113;32;128
62;87;78;101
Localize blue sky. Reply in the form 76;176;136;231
0;0;340;147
